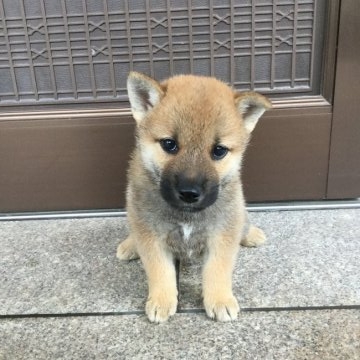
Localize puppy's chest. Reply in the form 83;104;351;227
165;223;207;259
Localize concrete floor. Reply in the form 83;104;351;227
1;209;359;359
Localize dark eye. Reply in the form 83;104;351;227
212;145;228;160
160;138;178;154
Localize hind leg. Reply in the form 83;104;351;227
117;235;139;260
240;225;266;247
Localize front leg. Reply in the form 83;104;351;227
137;235;178;323
202;232;240;322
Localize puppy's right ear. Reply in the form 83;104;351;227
127;72;164;123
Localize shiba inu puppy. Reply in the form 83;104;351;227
117;72;271;323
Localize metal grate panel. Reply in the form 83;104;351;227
0;0;326;106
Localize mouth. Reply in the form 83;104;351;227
169;203;207;213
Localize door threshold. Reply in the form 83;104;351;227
0;200;360;221
247;199;360;211
0;209;127;221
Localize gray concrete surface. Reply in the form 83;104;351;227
1;209;359;359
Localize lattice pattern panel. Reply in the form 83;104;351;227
0;0;325;106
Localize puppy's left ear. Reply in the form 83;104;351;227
235;92;272;133
127;72;165;123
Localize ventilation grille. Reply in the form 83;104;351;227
0;0;325;106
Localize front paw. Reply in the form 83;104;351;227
204;294;239;322
146;292;178;323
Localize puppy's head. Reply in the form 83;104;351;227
127;72;271;212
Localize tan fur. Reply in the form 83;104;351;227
117;72;271;323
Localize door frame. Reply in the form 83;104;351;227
326;0;360;199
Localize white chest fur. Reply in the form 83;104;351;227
181;224;193;241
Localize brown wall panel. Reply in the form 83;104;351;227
0;116;134;212
243;107;332;202
0;106;332;213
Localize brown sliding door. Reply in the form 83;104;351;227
0;0;359;212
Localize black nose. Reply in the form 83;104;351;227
178;187;201;203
